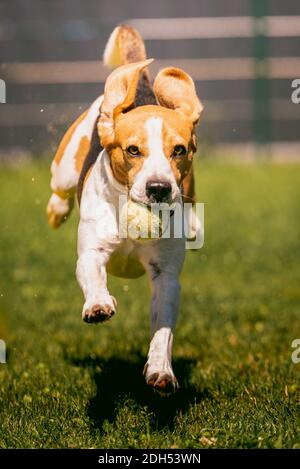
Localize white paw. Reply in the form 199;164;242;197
82;295;117;324
144;363;178;395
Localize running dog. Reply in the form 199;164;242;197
47;25;203;395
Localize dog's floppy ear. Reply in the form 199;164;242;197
98;59;153;147
153;67;204;126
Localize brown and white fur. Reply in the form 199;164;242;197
47;25;203;395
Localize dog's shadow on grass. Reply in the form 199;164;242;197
71;355;208;431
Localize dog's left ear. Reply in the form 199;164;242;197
99;59;153;147
153;67;204;126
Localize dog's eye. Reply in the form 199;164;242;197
126;145;140;156
173;145;187;157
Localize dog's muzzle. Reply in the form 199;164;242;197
146;181;172;203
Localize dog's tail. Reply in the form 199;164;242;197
103;25;156;107
103;25;148;69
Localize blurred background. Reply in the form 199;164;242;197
0;0;300;160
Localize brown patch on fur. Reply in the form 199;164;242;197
170;157;192;189
108;146;129;186
54;110;88;165
182;166;196;205
160;108;194;187
74;136;90;172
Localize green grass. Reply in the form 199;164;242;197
0;160;299;448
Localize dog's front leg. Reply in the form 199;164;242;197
141;239;185;395
76;217;118;324
76;249;116;323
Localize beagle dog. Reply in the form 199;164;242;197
47;25;203;395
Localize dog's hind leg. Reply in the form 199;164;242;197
47;96;103;228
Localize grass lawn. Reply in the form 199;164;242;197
0;160;299;448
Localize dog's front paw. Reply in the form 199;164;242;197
144;364;179;396
82;296;117;324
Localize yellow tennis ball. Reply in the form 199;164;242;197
120;200;168;241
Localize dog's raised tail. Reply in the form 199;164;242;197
103;25;148;69
103;24;156;107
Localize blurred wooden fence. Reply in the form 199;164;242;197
0;0;300;153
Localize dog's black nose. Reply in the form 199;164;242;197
146;181;172;203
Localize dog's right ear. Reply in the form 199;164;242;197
98;59;153;148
